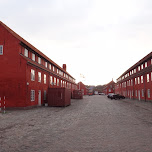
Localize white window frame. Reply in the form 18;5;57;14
141;64;143;70
31;90;35;101
138;77;140;84
135;78;137;85
147;74;150;82
142;89;144;97
53;66;55;71
0;45;3;55
141;76;143;83
24;48;28;57
45;62;47;68
57;79;59;86
38;57;41;64
54;77;56;85
32;53;35;61
44;74;46;84
38;72;41;82
145;62;147;68
138;66;140;71
61;80;62;87
49;64;51;70
31;69;35;81
50;76;53;85
147;89;150;98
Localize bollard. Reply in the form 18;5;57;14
0;97;1;113
3;96;6;114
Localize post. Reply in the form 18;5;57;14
0;97;1;113
3;96;6;114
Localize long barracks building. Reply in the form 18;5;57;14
115;52;152;101
0;21;78;108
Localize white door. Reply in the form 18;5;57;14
138;90;140;101
38;90;41;106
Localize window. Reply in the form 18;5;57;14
141;76;143;83
50;76;53;85
57;69;59;74
45;62;47;68
151;59;152;65
53;66;54;71
57;79;59;86
61;80;62;87
31;69;35;81
44;90;46;100
131;79;133;86
44;74;46;84
0;45;3;55
54;77;56;85
147;74;149;82
32;53;35;61
24;48;28;57
49;64;51;70
142;89;144;97
31;90;35;101
147;89;150;98
135;78;137;85
38;57;41;64
145;62;147;68
38;72;41;82
138;66;140;71
138;77;140;84
134;69;136;73
141;64;143;70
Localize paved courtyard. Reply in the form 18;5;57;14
1;95;152;152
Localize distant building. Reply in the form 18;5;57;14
115;52;152;101
78;82;87;95
103;80;115;95
0;21;78;108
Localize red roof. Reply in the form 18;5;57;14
0;21;75;79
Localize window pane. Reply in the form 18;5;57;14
0;45;3;55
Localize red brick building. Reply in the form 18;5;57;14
103;80;115;95
0;21;78;108
77;82;87;95
115;52;152;101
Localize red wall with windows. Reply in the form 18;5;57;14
0;21;78;108
115;52;152;102
78;82;87;95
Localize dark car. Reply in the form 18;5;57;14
107;93;114;98
110;94;125;100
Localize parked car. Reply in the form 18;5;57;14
107;93;114;98
99;93;105;95
109;94;125;100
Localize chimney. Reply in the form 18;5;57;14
63;64;66;71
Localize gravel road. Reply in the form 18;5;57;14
1;95;152;152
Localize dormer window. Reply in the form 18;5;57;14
0;45;3;55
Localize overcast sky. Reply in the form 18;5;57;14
1;0;152;85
